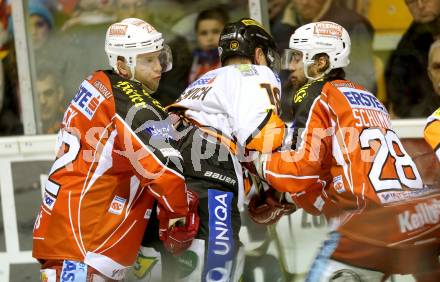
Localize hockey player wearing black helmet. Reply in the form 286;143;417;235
218;18;281;73
132;18;290;282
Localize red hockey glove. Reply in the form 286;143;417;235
157;189;200;255
248;188;296;225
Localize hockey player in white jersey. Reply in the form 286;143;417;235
154;18;291;282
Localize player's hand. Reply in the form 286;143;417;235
157;189;200;255
248;188;296;225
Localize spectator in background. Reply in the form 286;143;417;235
115;0;148;20
268;0;290;53
428;39;440;97
188;6;228;84
386;0;440;118
278;0;376;93
57;0;116;98
60;0;115;31
0;0;22;135
35;67;65;134
28;0;54;50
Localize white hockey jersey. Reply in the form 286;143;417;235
169;64;285;154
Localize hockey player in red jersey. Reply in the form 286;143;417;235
250;21;440;281
32;18;199;281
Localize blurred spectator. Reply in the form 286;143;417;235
188;6;228;83
385;0;440;118
28;0;54;50
428;39;440;96
0;42;22;136
268;0;291;52
0;0;22;135
56;0;116;97
278;0;376;92
115;0;149;21
35;67;65;134
60;0;115;31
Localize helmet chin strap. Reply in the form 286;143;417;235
129;65;136;81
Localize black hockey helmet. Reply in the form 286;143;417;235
218;18;280;73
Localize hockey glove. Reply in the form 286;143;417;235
157;189;200;255
248;188;296;225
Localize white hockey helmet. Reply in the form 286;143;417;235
281;21;351;80
105;18;172;78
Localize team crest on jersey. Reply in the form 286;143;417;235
72;80;105;120
109;196;126;215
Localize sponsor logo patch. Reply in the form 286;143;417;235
398;199;440;233
313;22;343;38
109;24;127;36
93;80;112;99
72;80;105;120
144;208;152;219
109;196;126;215
60;260;87;282
333;175;345;194
342;89;387;112
313;196;325;211
43;191;56;211
204;171;237;186
188;75;217;88
133;254;159;279
205;189;234;281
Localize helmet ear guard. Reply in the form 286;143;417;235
218;18;280;73
105;18;173;79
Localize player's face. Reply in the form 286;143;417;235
37;75;63;122
406;0;440;24
196;19;224;51
292;0;328;22
286;51;307;87
428;46;440;95
135;51;162;92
